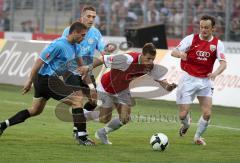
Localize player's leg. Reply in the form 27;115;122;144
103;89;133;134
194;96;212;145
95;106;113;145
96;89;133;144
61;90;95;145
176;74;195;136
95;104;131;145
94;90;114;144
118;104;131;125
0;74;51;136
193;78;213;145
80;75;97;112
110;89;133;131
0;98;47;136
64;75;95;145
178;104;191;136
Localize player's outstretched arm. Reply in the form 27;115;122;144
22;58;44;95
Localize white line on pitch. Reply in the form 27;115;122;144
2;100;240;131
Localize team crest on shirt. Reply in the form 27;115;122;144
88;38;94;44
210;45;216;52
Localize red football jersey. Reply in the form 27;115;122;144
101;52;148;94
181;34;219;78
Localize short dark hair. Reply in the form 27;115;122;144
69;21;87;34
82;6;96;13
142;43;156;56
200;15;216;27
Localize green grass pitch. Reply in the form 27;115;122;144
0;84;240;162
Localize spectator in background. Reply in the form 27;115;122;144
159;0;173;20
21;20;34;32
21;21;27;32
147;0;160;24
230;0;240;41
172;6;183;37
111;0;127;35
98;0;108;35
230;18;240;41
127;0;143;26
3;12;10;31
0;14;4;31
159;0;174;36
186;15;199;36
204;0;216;16
232;0;240;18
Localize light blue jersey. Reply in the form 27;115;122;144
38;37;79;76
62;26;105;65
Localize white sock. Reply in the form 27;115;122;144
5;120;10;127
194;116;209;139
104;117;123;134
181;112;191;129
84;110;100;122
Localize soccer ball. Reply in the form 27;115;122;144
150;133;169;151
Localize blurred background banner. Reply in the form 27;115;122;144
0;0;239;42
0;39;239;107
0;0;239;107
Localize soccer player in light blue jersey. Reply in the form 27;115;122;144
62;8;105;62
0;22;95;146
62;6;115;140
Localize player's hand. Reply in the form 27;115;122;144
104;43;117;54
89;88;97;102
165;83;178;92
158;79;177;92
207;73;217;81
78;65;90;76
22;80;32;95
179;52;187;61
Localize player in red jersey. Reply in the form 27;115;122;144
79;43;177;144
171;15;227;145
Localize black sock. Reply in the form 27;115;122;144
0;122;7;131
72;108;86;136
8;109;31;126
84;101;97;111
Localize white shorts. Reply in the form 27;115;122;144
176;72;214;104
96;82;135;108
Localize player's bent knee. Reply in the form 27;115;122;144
28;108;43;116
203;113;211;120
99;116;111;124
71;100;84;108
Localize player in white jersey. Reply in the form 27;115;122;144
171;15;227;145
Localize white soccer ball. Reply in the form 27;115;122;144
150;133;169;151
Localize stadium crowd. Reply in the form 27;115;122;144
0;0;240;41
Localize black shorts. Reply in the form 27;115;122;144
33;74;74;101
64;73;96;95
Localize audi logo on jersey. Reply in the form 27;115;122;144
195;51;211;61
196;51;211;57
